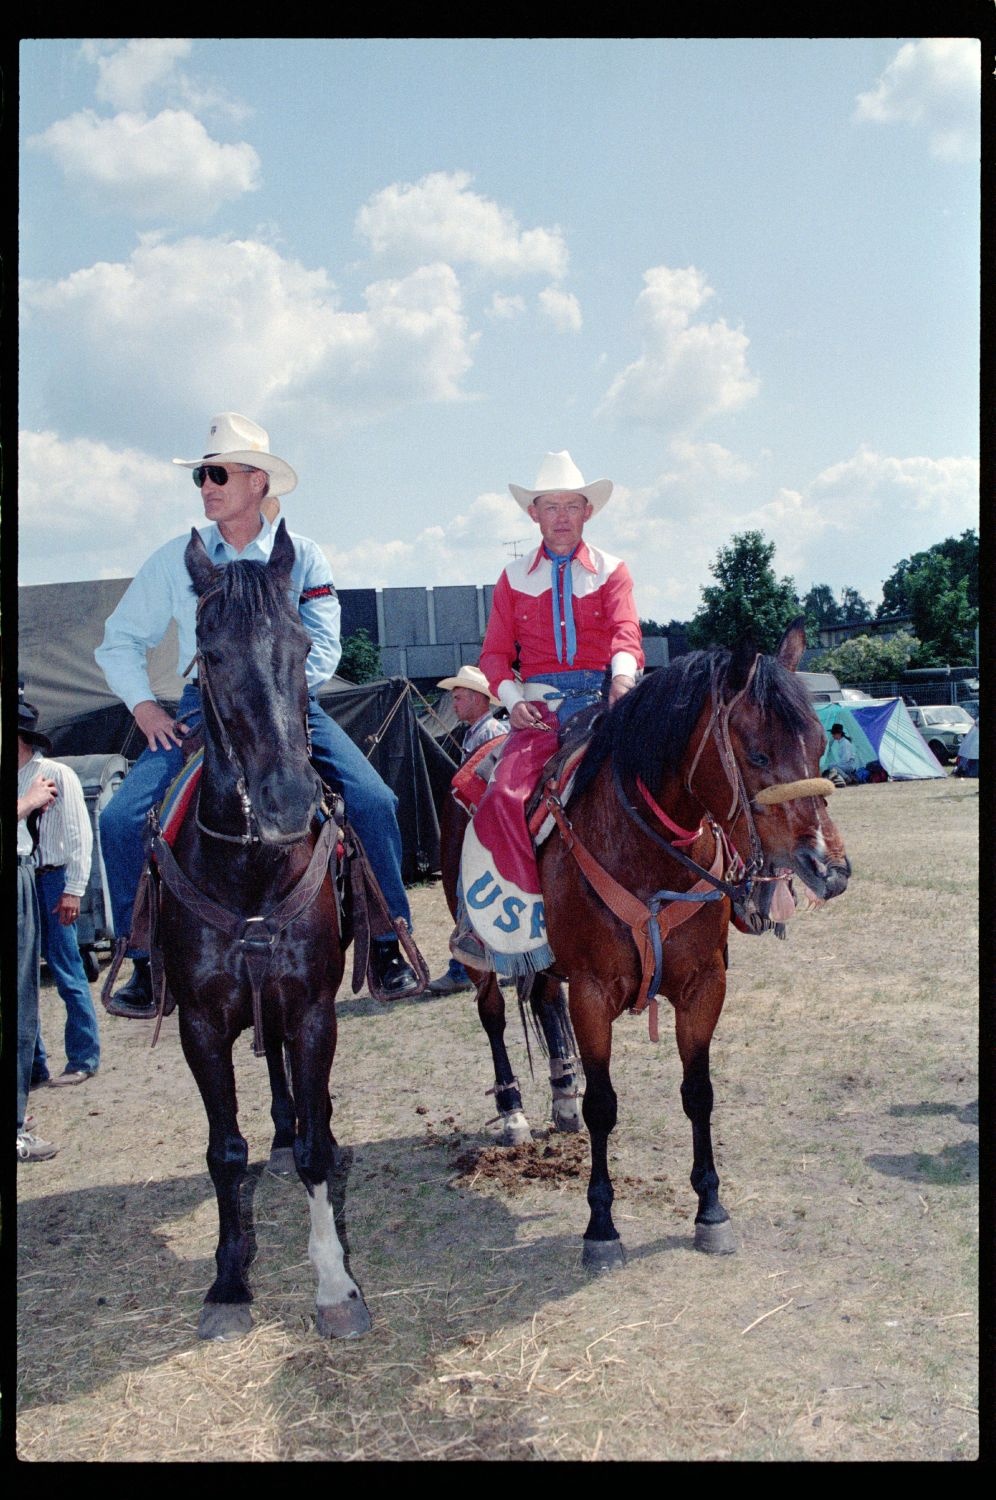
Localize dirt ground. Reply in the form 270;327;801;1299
16;776;979;1462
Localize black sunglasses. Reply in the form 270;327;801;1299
192;464;252;488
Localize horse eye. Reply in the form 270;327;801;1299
748;750;770;768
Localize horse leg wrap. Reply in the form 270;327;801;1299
549;1056;582;1133
487;1080;532;1146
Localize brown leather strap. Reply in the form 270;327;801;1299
546;799;725;1027
345;828;430;1000
147;818;339;1055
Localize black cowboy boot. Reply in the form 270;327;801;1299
371;937;420;998
111;956;158;1019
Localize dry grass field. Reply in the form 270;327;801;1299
16;776;978;1462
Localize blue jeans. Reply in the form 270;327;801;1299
524;668;608;730
33;866;101;1076
17;861;40;1132
100;684;410;954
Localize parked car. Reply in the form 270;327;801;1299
960;698;979;721
840;688;875;702
905;704;976;764
797;670;844;703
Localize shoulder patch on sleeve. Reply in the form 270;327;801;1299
300;583;338;603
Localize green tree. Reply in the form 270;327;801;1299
809;631;920;684
639;618;667;637
337;628;382;684
687;531;801;652
903;555;977;666
877;530;979;619
802;583;842;628
839;586;873;623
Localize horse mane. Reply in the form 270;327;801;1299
194;556;296;634
571;647;814;798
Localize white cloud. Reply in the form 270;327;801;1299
538;286;582;332
322;491;533;589
485;292;526;321
855;38;980;161
355;170;569;279
28;109;261;220
737;446;979;602
82;38;191;111
21;237;476;438
17;429;199;579
597;265;759;432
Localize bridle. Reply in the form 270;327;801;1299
184;583;320;846
611;655;834;922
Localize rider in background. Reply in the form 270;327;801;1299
95;412;420;1014
426;666;508;997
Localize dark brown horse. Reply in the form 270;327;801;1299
448;621;849;1267
157;523;371;1339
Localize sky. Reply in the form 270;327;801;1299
17;35;981;625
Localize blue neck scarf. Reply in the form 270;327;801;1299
545;544;579;665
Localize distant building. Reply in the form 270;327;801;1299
815;615;914;650
338;584;668;687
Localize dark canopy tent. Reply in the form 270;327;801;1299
18;578;457;883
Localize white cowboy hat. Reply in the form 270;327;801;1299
509;450;613;514
436;665;499;705
173;412;298;497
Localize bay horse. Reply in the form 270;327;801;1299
448;621;849;1267
156;522;371;1339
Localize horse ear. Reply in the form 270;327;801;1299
267;518;296;584
727;634;760;693
775;616;807;673
185;529;219;597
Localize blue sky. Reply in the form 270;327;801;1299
18;36;980;624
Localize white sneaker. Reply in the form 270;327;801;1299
16;1130;58;1162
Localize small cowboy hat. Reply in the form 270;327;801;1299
509;450;613;514
18;699;53;755
436;665;500;705
173;412;298;497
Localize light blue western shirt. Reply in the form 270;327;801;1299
95;517;341;712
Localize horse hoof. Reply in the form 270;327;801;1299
551;1095;582;1133
694;1219;736;1255
316;1292;372;1339
198;1302;253;1341
492;1109;532;1147
582;1237;626;1274
267;1146;296;1177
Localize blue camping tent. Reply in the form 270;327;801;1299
814;700;945;781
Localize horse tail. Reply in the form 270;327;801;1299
515;974;581;1083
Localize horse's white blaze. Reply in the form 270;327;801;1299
800;733;829;860
307;1186;358;1307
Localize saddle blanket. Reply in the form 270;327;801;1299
157;749;205;847
459;705;591;977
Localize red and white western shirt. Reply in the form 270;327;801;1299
480;540;644;711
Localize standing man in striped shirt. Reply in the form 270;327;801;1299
16;699;101;1087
